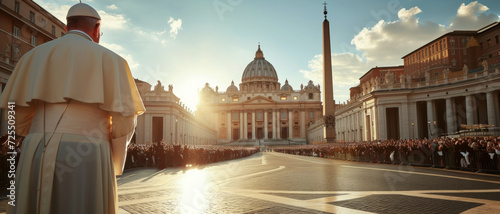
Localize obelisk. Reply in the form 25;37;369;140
322;1;336;143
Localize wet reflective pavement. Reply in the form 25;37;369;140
115;152;500;213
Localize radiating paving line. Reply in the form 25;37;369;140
227;190;374;214
225;189;500;214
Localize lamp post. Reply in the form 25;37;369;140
428;120;431;139
433;121;437;138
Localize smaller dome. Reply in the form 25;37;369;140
281;79;293;91
305;80;318;91
226;80;238;92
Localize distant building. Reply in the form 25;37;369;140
0;0;66;134
197;45;322;144
133;79;217;145
330;22;500;142
0;0;66;86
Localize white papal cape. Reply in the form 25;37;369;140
0;31;145;214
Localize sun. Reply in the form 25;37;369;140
173;75;221;112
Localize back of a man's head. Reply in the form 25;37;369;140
66;16;99;32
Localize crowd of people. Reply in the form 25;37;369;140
0;135;259;186
124;142;260;170
271;137;500;172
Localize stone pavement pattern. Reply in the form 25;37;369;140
1;151;500;213
113;152;500;213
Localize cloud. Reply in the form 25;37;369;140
351;6;445;66
300;53;370;87
98;10;128;30
101;42;139;70
107;4;118;10
35;0;70;22
450;2;499;30
168;17;182;38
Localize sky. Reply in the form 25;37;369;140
36;0;500;111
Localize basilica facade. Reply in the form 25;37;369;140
196;45;323;144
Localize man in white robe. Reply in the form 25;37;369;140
0;3;145;214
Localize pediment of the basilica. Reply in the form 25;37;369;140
242;96;277;104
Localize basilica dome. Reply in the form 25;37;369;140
241;45;278;83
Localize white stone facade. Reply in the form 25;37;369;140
333;68;500;142
134;80;217;145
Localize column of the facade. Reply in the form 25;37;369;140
300;111;306;138
446;98;456;134
184;118;188;144
486;92;497;126
372;106;378;140
169;115;175;144
264;111;268;139
377;105;387;140
243;111;248;139
288;110;293;139
276;110;281;139
145;113;152;144
187;118;191;145
227;111;232;141
426;100;435;138
360;110;366;142
165;114;171;144
240;112;244;140
465;95;475;125
401;103;409;139
272;111;276;139
358;111;363;141
173;115;177;144
252;111;256;139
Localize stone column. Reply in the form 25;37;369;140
170;115;175;144
401;103;409;139
272;111;276;139
227;111;232;140
277;110;281;139
244;111;248;139
288;110;293;139
264;111;268;139
446;98;456;134
377;106;387;140
240;112;244;140
486;92;497;126
426;100;434;138
465;95;475;125
145;113;152;144
252;111;256;139
300;111;306;138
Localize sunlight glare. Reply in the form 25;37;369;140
177;169;211;213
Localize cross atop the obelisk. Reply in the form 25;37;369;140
323;1;327;19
